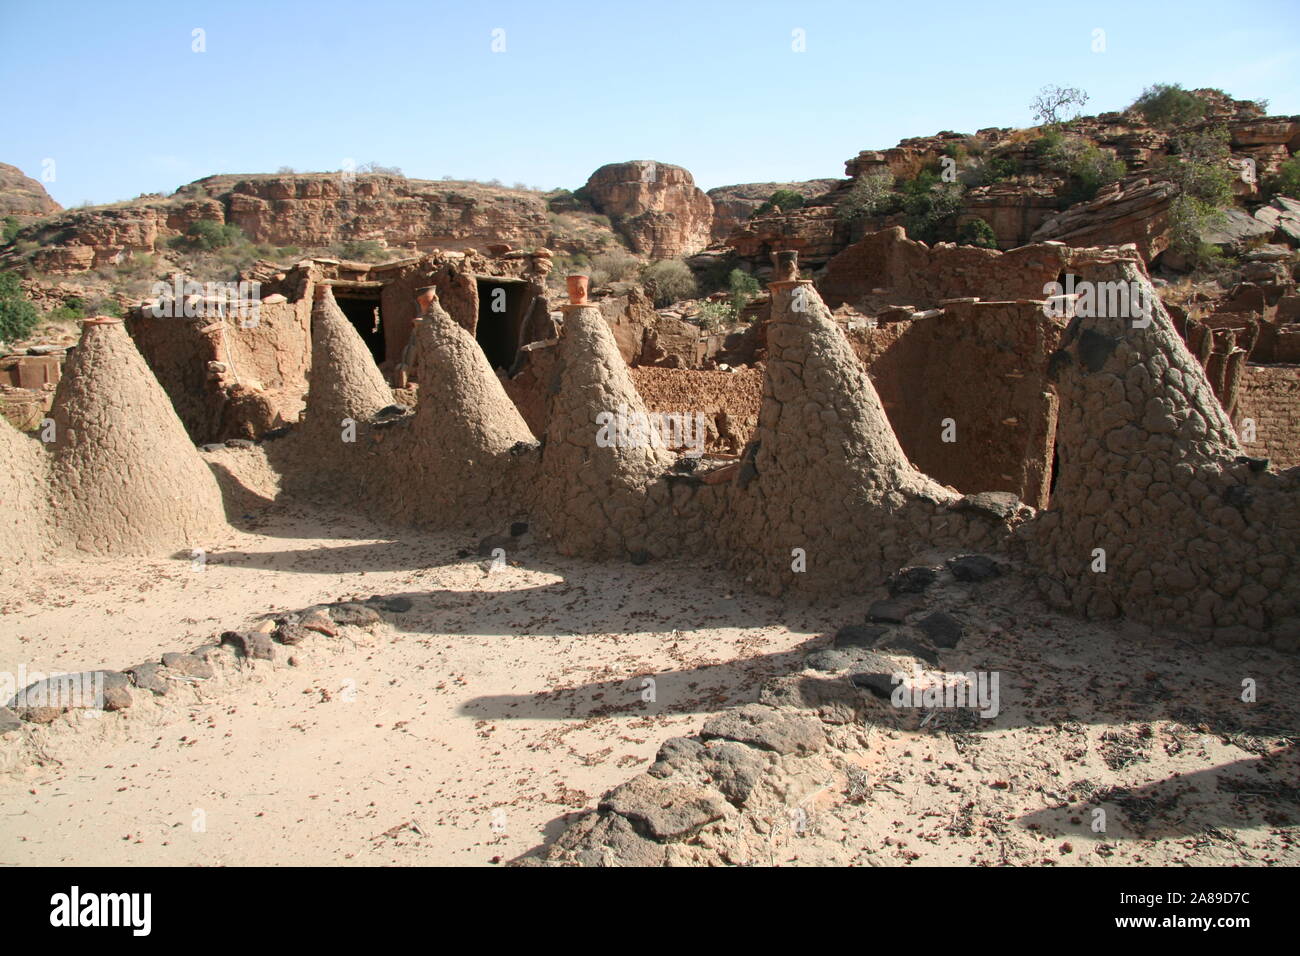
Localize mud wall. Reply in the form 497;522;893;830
1235;364;1300;469
818;227;1071;310
629;367;763;456
843;301;1064;507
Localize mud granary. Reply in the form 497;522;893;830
2;234;1298;653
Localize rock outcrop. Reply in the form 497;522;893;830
707;180;842;242
1255;195;1300;245
5;174;567;274
0;162;61;219
581;162;713;259
1031;179;1177;261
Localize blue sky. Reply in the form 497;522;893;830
2;0;1298;206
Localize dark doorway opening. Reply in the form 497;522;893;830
335;294;385;364
475;279;529;371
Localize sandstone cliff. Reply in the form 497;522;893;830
581;161;713;258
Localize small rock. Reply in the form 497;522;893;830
171;649;219;676
274;623;313;646
220;630;275;660
850;671;899;699
805;646;896;673
329;602;381;627
832;624;891;648
299;608;338;636
366;595;413;613
201;443;225;453
600;775;729;841
916;611;964;649
126;662;170;696
6;671;132;720
887;566;938;595
866;598;914;623
225;438;255;449
0;707;23;734
874;627;940;665
648;737;705;778
948;554;1002;582
700;703;825;755
759;675;863;725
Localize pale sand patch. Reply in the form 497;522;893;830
0;509;842;865
1;510;1296;867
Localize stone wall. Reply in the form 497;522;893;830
1235;364;1300;469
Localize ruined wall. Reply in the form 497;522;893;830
128;287;313;442
818;228;1071;311
847;302;1065;508
629;367;763;456
1235;364;1300;469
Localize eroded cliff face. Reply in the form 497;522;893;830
6;174;567;274
581;161;714;259
192;174;554;250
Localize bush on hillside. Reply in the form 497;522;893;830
1036;134;1126;204
1132;83;1208;129
900;171;964;243
728;268;761;314
754;189;806;217
641;259;697;307
0;272;39;342
836;173;899;222
1264;156;1300;201
957;218;998;249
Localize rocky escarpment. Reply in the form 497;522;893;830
707;180;842;242
0;163;61;220
3;174;579;274
581;161;714;259
726;92;1300;271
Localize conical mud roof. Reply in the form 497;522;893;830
48;318;226;554
720;279;971;594
382;299;538;527
302;285;393;441
1028;256;1300;632
0;415;52;565
539;302;673;555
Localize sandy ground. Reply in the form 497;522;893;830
0;508;843;865
2;508;1297;867
678;570;1300;867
